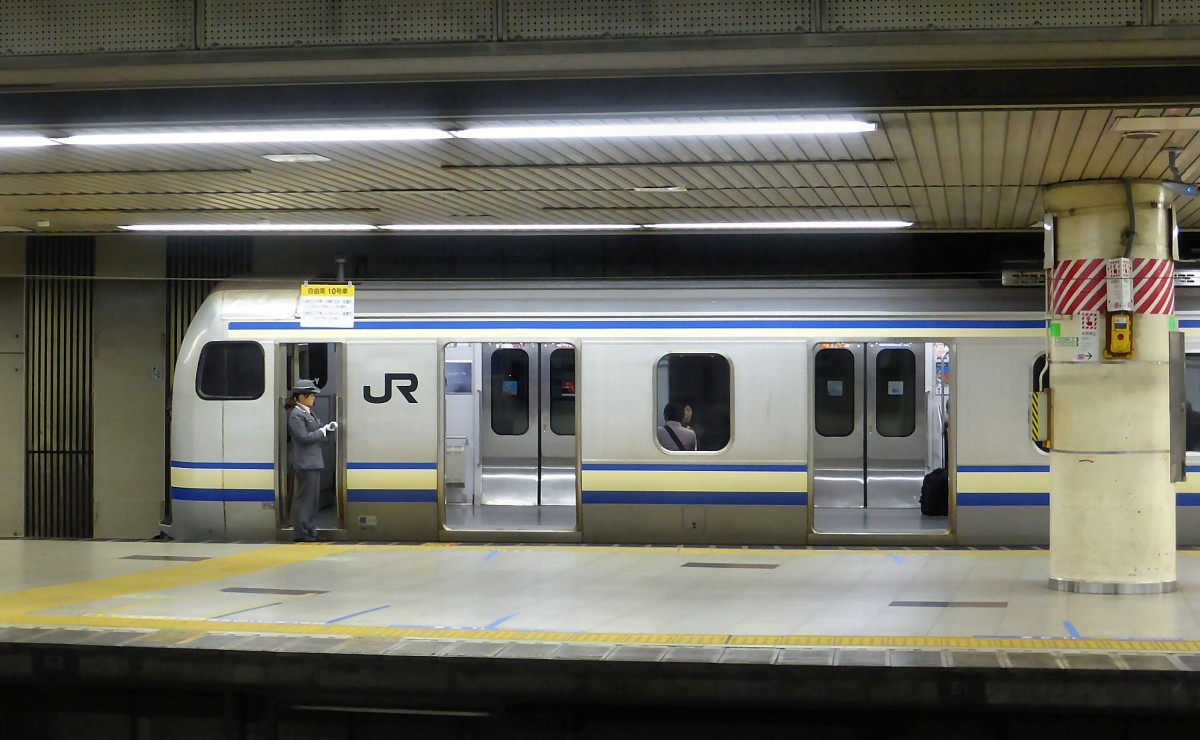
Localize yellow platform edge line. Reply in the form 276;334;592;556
0;544;361;613
1;612;1195;653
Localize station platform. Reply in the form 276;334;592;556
3;539;1200;737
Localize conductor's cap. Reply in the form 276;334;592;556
290;379;321;396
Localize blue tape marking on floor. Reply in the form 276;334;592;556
891;555;904;564
1063;620;1082;639
484;612;519;630
211;602;285;620
483;550;498;562
325;605;391;625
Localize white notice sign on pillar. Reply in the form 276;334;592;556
1076;310;1100;362
299;284;355;328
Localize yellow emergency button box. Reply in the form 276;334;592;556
1105;311;1134;359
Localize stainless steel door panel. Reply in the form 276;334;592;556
865;343;927;509
812;344;865;508
481;344;538;505
540;343;578;506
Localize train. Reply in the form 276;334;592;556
161;278;1200;546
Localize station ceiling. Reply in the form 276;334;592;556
2;66;1200;238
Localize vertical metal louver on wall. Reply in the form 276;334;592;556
25;237;95;538
164;237;253;515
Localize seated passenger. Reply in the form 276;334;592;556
658;402;697;451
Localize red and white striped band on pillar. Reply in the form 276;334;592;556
1050;258;1174;316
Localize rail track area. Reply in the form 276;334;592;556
1;541;1199;738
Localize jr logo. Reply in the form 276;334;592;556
363;373;419;404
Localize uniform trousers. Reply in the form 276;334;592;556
292;469;321;539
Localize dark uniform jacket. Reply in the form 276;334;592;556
288;404;327;470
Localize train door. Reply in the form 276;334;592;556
811;341;950;535
442;341;578;533
276;342;345;535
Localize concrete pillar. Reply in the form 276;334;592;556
1044;180;1176;594
93;235;168;538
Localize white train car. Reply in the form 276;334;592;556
161;280;1200;546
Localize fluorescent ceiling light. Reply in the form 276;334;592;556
633;186;688;193
647;221;912;230
1112;117;1200;132
261;153;332;163
453;121;876;139
380;224;641;232
62;128;451;146
0;136;59;148
120;224;378;232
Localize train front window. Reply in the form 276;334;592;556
196;341;264;400
655;353;731;452
490;348;529;435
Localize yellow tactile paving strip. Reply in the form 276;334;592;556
0;543;1197;654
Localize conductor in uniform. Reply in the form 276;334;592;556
285;379;338;542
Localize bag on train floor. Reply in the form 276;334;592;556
919;467;949;517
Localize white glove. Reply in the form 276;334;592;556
321;421;338;434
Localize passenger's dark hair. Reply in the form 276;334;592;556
663;401;684;423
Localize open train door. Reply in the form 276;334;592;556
810;341;951;538
276;342;345;538
441;341;579;538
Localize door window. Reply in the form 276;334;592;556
490;349;529;435
814;348;855;437
875;348;916;437
549;348;576;436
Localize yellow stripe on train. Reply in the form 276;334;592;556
956;471;1048;494
346;468;439;490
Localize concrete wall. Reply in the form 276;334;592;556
0;237;23;537
92;236;167;538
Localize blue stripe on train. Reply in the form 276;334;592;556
171;488;274;503
583;491;805;506
958;465;1050;474
230;318;1046;331
957;493;1049;507
347;462;438;470
171;461;273;470
347;490;437;503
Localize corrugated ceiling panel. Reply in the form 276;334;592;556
824;0;1142;32
0;1;192;55
203;0;495;48
506;0;813;40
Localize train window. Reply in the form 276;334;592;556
814;348;855;437
655;354;730;452
549;348;576;436
490;349;529;435
196;341;264;401
875;349;916;437
1032;355;1051;452
1185;354;1200;452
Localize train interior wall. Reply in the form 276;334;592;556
3;230;1195;539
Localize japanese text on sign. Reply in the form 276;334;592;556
299;283;355;328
